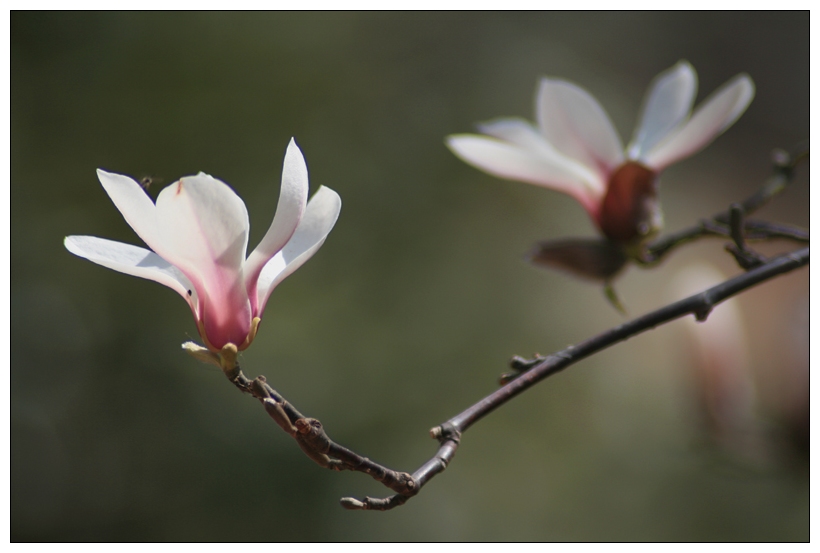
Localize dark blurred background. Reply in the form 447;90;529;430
11;12;809;541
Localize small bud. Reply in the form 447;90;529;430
340;497;366;510
182;341;221;367
218;343;239;376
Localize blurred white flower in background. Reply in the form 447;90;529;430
447;61;754;247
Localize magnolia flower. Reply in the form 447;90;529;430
65;139;341;363
447;61;754;245
669;263;761;459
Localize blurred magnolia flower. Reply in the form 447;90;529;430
447;61;754;249
669;263;763;462
65;139;341;365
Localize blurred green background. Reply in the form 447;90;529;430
11;12;809;541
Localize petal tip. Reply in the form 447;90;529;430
445;133;469;149
63;235;76;251
675;59;694;72
445;133;490;154
96;168;117;182
286;137;302;155
283;139;308;173
307;186;342;223
737;74;756;98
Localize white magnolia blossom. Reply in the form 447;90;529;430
447;61;754;243
65;139;341;354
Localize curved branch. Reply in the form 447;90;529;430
219;142;808;511
341;246;809;510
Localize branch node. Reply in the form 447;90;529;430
509;353;542;371
694;304;712;322
725;244;767;270
294;418;331;450
501;354;545;384
431;422;461;445
250;376;271;399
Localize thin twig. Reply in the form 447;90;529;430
642;142;809;264
341;246;809;510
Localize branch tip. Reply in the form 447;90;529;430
340;497;366;510
339;494;408;511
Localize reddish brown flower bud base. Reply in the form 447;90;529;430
598;161;658;243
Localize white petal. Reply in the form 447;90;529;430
244;139;309;310
477;119;605;189
96;169;163;248
255;186;341;318
478;118;559;152
154;173;250;286
627;60;697;160
64;235;198;314
446;134;604;213
642;74;755;171
536;78;625;177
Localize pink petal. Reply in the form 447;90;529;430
244;139;309;314
154;173;253;348
536;78;625;178
627;60;697;160
642;74;755;171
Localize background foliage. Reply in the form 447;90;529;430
11;11;809;541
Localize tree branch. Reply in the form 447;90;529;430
642;141;808;264
340;246;808;510
221;365;418;498
215;143;808;511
